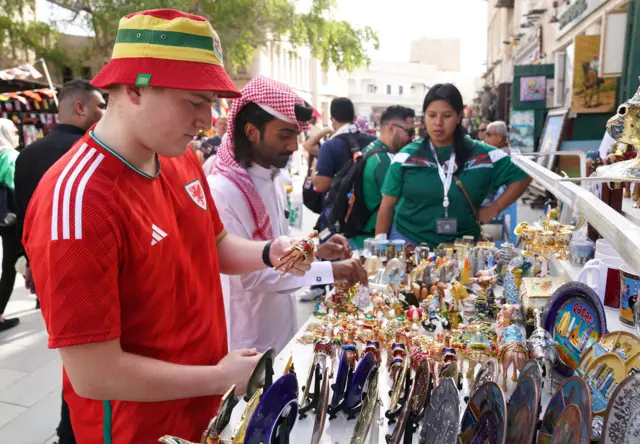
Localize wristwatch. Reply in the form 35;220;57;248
262;240;275;268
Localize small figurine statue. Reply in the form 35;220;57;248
449;301;461;329
353;284;371;309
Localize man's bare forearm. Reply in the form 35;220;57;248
60;344;230;402
217;233;268;275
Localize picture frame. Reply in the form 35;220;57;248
537;108;569;170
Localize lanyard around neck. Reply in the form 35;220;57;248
429;141;456;216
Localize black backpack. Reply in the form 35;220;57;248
323;134;387;238
302;154;323;214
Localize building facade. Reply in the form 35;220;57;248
346;60;478;124
410;38;461;72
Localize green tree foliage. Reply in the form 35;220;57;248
0;1;71;69
3;0;378;74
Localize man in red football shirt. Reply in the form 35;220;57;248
23;9;313;444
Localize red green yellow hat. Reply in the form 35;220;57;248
91;9;240;98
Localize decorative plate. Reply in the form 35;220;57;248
601;372;640;444
582;351;640;414
579;331;640;372
506;376;540;444
346;352;377;410
244;373;299;444
409;359;432;416
517;359;544;400
203;385;238;440
419;377;460;444
537;377;592;444
330;348;349;410
471;358;499;396
245;347;276;401
459;381;507;444
543;282;607;377
310;365;331;444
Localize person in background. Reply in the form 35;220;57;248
14;79;106;444
22;9;315;443
202;118;228;174
303;115;332;158
477;121;488;142
301;97;375;301
484;121;511;154
210;117;228;149
312;97;375;196
0;118;20;333
208;76;367;353
350;106;415;249
376;84;531;248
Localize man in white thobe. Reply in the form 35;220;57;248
208;76;367;353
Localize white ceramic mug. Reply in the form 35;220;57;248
595;249;621;260
578;257;625;306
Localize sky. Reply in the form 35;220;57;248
37;0;488;76
320;0;488;75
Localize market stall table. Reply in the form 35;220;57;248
220;306;634;444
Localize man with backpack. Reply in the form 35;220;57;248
350;106;415;248
300;98;375;301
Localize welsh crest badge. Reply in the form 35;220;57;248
185;179;207;211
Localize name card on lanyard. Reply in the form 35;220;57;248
430;141;458;234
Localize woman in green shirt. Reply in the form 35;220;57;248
376;84;531;248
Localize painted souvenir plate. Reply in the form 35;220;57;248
459;381;507;444
244;373;299;444
538;377;592;444
204;385;238;440
245;347;276;401
419;377;460;444
518;359;544;398
543;282;607;377
330;348;349;410
311;365;331;444
471;358;499;396
346;352;377;410
409;359;432;416
506;376;539;444
583;352;637;414
601;372;640;444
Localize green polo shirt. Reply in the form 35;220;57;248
351;139;394;249
381;136;529;248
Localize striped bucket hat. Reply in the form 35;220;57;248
91;9;240;98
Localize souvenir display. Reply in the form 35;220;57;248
228;224;640;443
350;368;380;444
600;372;640;444
419;378;460;444
520;277;565;331
245;347;276;401
470;357;499;396
300;339;332;417
498;324;528;390
310;365;331;444
506;376;539;444
517;359;545;400
244;373;299;444
346;351;378;417
538;377;592;444
159;385;239;444
275;231;318;277
619;266;640;327
543;282;607;377
459;381;507;444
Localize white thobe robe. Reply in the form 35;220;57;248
208;164;334;353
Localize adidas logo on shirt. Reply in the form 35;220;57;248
151;224;167;246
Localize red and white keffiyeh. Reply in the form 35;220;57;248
212;75;311;240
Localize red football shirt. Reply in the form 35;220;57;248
23;131;228;443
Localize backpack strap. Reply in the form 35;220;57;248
361;147;389;162
336;132;365;156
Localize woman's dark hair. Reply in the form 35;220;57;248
422;83;471;173
233;102;276;168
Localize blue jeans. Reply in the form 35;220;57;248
389;225;418;245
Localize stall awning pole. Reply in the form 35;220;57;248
39;58;58;108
